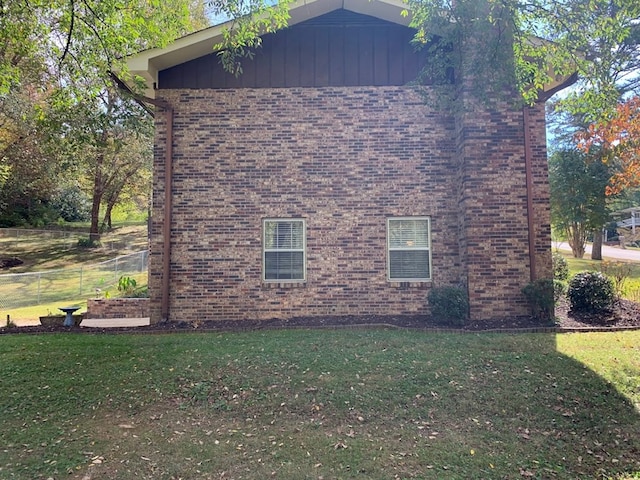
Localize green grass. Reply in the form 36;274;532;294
2;299;88;324
0;329;638;479
559;251;640;301
1;225;148;321
0;224;148;273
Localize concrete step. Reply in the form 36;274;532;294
80;318;150;328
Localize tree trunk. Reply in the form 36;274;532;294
89;153;104;242
568;224;586;259
101;176;128;232
591;228;603;260
101;194;117;231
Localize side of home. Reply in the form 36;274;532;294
129;0;554;324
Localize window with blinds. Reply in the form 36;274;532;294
263;219;306;281
387;217;431;281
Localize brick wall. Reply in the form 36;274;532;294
455;98;538;320
86;298;150;319
151;86;550;323
527;104;553;280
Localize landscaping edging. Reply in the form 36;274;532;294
2;320;640;335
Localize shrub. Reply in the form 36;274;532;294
522;278;564;322
599;260;632;298
428;286;469;327
50;186;90;222
552;252;569;281
129;285;149;298
567;271;615;313
77;236;100;248
117;276;138;297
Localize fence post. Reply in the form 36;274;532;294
79;267;83;296
37;273;41;304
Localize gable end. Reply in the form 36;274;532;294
159;9;431;89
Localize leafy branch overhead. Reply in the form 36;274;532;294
406;0;639;112
577;96;640;195
212;0;292;77
0;0;202;96
0;1;206;233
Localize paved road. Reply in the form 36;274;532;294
555;242;640;262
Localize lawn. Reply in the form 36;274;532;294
0;225;149;322
0;225;148;273
559;250;640;302
0;329;638;479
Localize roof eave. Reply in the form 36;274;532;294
125;0;411;97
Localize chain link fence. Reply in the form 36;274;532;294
0;250;148;310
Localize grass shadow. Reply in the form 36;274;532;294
0;330;638;479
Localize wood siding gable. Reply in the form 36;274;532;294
159;9;430;89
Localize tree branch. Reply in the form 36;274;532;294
59;0;75;67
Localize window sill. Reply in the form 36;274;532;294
262;281;307;289
389;281;431;289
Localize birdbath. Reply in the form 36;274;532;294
59;306;80;327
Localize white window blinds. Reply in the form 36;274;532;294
263;219;306;281
388;218;431;281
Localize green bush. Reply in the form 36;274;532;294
552;252;569;281
50;186;90;222
129;285;149;298
428;286;469;327
117;276;139;297
522;278;564;322
77;236;100;248
567;271;615;313
599;260;632;298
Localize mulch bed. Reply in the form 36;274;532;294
2;299;639;335
555;297;640;329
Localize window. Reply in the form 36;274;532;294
387;217;431;281
263;219;306;282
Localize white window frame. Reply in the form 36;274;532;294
387;217;432;282
263;218;306;282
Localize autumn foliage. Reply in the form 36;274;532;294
577;96;640;195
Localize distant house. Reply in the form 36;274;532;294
126;0;572;324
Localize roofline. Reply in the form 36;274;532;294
126;0;411;98
122;0;577;101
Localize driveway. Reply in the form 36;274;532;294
554;242;640;262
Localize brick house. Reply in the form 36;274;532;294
126;0;572;324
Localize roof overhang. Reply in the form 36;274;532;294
123;0;578;101
126;0;411;98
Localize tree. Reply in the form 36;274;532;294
50;86;154;238
549;148;612;259
1;1;299;233
0;87;64;226
0;1;202;94
0;1;212;233
576;96;640;195
406;0;639;111
100;129;153;231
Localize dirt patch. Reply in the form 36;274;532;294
0;256;23;269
